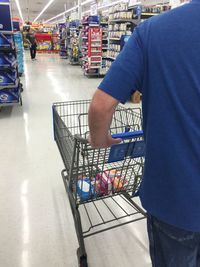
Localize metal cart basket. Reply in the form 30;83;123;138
52;100;146;267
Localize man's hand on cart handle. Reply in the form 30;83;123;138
88;89;122;149
88;134;122;149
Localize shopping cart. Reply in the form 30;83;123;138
52;100;146;267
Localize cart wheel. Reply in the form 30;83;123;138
77;248;88;267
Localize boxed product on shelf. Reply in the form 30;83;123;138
0;52;16;67
14;32;24;74
38;41;52;50
142;5;171;14
108;3;133;20
0;30;23;107
109;3;128;13
0;69;18;86
0;33;14;49
81;18;102;76
82;15;100;25
0;86;21;104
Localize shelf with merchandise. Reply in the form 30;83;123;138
81;16;103;77
0;31;23;107
105;3;140;72
141;5;171;19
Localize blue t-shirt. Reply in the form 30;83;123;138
99;0;200;232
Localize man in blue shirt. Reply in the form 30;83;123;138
88;1;200;266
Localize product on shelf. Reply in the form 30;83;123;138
142;5;171;15
14;32;24;75
0;32;22;106
100;19;109;76
104;3;141;74
81;16;102;76
35;33;58;52
108;3;132;20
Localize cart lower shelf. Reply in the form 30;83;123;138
62;169;146;267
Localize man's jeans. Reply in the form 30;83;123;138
147;215;200;267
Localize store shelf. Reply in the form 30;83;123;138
82;22;100;26
102;47;108;50
84;72;100;76
100;22;108;25
0;31;14;35
109;37;121;41
0;47;15;52
90;61;102;63
82;37;88;39
0;101;21;107
0;61;17;69
91;55;101;58
88;66;101;69
91;45;101;48
141;12;159;16
0;78;19;90
106;56;116;60
109;18;139;24
91;39;101;42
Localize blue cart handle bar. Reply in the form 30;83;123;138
74;130;144;144
112;130;144;140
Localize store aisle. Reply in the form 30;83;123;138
0;54;151;267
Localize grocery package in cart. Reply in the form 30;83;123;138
52;100;146;267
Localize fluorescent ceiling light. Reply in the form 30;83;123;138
81;0;94;6
33;0;55;22
14;0;24;23
45;0;92;23
44;5;78;23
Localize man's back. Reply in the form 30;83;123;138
137;1;200;232
138;1;200;232
99;0;200;231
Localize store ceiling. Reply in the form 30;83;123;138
10;0;76;22
10;0;157;23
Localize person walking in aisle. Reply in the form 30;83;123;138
88;1;200;266
26;28;37;60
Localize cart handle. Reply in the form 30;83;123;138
112;130;143;140
74;131;143;144
74;134;88;143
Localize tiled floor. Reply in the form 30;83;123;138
0;53;151;267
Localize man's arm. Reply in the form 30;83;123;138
88;89;122;148
88;26;145;148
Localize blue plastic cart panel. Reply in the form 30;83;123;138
108;140;145;163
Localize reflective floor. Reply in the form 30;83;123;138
0;54;151;267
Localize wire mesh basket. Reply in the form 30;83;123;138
53;100;144;205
